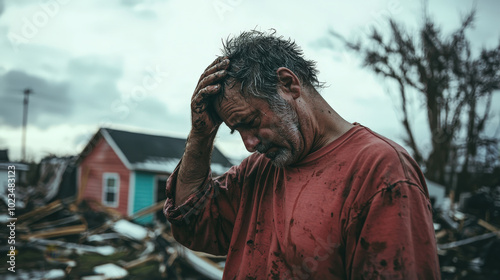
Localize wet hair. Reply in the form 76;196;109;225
221;29;323;107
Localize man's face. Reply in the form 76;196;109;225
214;85;303;167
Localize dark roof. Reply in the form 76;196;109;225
104;128;232;167
0;149;9;162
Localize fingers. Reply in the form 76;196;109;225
204;56;227;72
198;58;229;82
206;58;229;75
194;58;229;95
192;84;221;103
203;57;222;72
191;84;222;131
198;69;226;91
191;57;229;115
189;57;228;134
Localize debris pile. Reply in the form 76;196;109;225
0;197;225;280
2;161;499;280
435;187;500;279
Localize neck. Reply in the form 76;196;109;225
298;90;354;155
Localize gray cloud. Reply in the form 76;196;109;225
0;0;4;17
0;56;126;129
310;38;335;51
120;0;159;7
71;95;183;151
0;53;177;136
0;70;71;128
123;96;185;127
120;0;159;18
63;55;176;132
121;0;143;6
65;56;124;125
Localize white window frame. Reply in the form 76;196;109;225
102;173;120;208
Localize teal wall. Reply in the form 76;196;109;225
133;171;155;224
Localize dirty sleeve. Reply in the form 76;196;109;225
163;158;248;255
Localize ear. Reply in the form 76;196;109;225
276;67;301;99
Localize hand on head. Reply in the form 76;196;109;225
190;57;229;136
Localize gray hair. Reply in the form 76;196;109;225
221;29;323;108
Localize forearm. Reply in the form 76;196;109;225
173;56;228;207
175;130;217;206
165;150;241;254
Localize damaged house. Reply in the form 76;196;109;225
77;128;233;224
0;149;29;189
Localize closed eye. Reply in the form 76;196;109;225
229;117;259;134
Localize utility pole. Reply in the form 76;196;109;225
21;88;33;162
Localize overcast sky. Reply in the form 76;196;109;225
0;0;499;163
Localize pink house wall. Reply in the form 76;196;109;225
79;137;130;216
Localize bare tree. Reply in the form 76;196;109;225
331;10;500;194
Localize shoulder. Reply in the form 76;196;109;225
348;126;407;159
335;126;429;205
346;126;423;183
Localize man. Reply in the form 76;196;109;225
164;30;440;279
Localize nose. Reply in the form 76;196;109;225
240;130;260;152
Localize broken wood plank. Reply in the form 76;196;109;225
438;231;499;250
478;219;500;237
122;254;160;269
161;232;176;243
176;245;223;279
29;215;83;231
130;201;165;220
435;229;448;239
18;200;64;225
84;221;114;239
29;239;116;256
193;251;225;270
21;224;87;240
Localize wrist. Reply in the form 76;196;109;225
189;126;219;142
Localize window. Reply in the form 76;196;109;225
102;173;119;207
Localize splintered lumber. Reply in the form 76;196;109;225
435;229;448;239
130;201;165;220
176;246;223;280
85;221;113;237
18;200;64;225
438;231;500;250
122;254;161;269
83;199;124;221
29;239;116;256
29;215;83;231
478;219;500;237
161;232;176;243
21;224;87;240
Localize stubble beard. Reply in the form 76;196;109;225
258;101;301;168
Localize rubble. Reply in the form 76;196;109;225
1;157;498;279
112;219;149;241
0;195;224;279
434;186;500;279
93;263;129;279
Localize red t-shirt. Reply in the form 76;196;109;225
164;124;440;279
